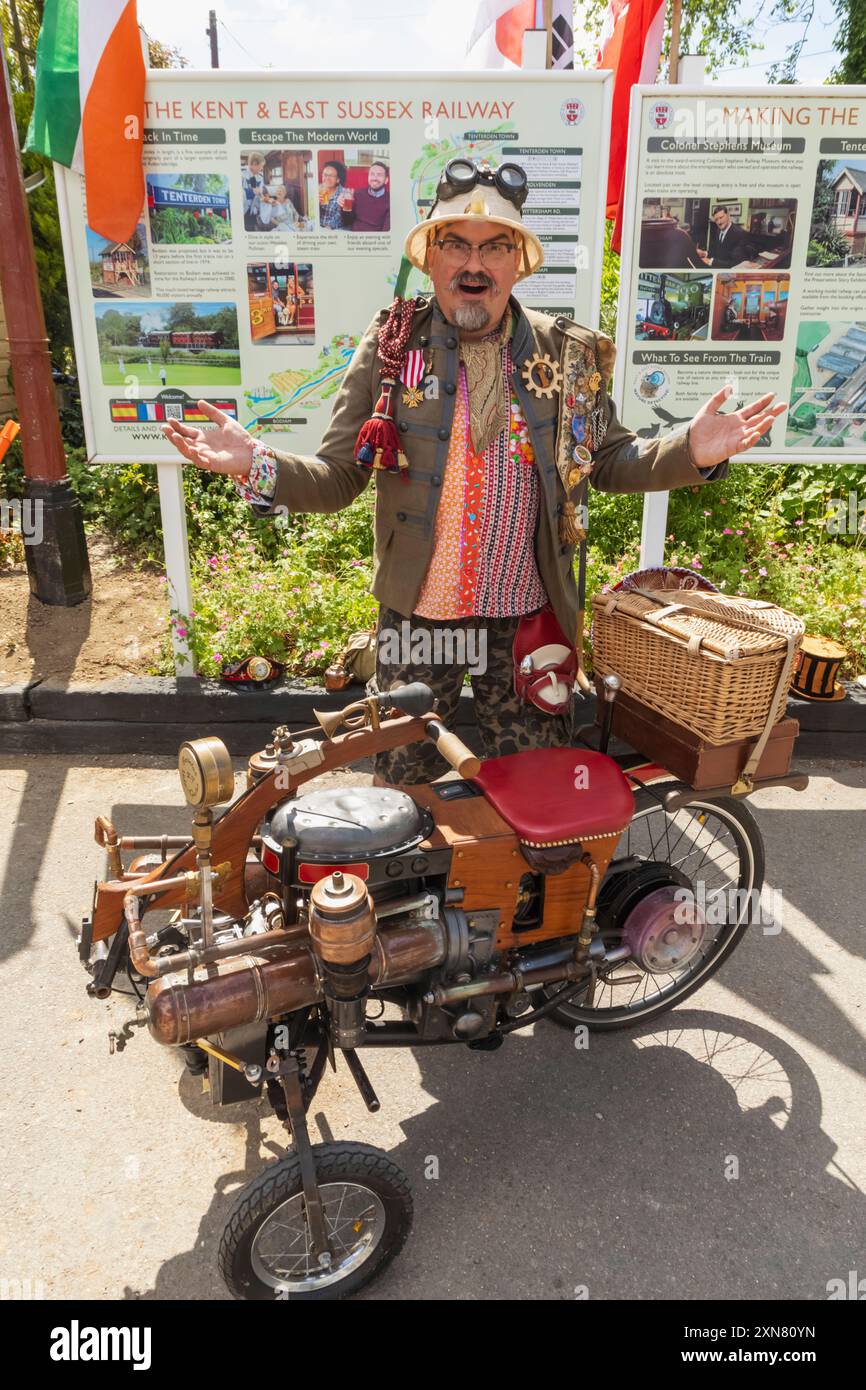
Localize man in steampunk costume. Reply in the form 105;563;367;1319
162;158;785;785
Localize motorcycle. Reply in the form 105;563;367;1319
79;676;807;1300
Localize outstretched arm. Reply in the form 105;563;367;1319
161;312;383;515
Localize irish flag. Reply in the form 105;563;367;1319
25;0;146;243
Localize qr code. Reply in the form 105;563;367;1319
164;403;183;420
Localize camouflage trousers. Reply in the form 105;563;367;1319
368;604;573;785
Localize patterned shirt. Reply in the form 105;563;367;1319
414;342;546;619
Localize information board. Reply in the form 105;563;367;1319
56;69;611;464
614;85;866;462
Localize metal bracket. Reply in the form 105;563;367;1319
267;1051;332;1265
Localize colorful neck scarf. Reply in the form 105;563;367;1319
459;310;513;457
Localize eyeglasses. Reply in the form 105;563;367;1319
432;236;519;268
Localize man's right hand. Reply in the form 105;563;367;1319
161;400;255;477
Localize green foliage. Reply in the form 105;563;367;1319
599;219;620;341
833;0;866;82
170;545;378;680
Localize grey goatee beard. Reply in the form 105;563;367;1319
448;270;495;333
452;302;492;331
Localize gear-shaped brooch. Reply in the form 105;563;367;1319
521;352;562;399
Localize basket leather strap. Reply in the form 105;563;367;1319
732;632;800;794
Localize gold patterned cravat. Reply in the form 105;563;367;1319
459;310;512;456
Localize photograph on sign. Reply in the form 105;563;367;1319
55;70;611;464
615;86;866;461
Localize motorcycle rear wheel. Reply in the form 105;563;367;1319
540;788;765;1032
219;1142;412;1301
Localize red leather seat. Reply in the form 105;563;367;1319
471;747;634;846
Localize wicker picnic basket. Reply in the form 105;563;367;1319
591;587;804;746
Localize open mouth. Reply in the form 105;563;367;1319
453;274;494;298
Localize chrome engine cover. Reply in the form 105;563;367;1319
264;785;433;862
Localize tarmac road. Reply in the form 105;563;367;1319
0;751;864;1302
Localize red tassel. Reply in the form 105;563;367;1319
353;374;409;476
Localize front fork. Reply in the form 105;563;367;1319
266;1011;382;1266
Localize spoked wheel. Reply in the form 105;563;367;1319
219;1143;412;1300
541;786;765;1031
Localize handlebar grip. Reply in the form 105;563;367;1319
424;718;481;779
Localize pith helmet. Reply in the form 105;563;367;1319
404;159;544;281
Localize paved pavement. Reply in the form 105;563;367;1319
0;750;864;1301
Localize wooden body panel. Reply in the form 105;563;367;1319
405;784;524;942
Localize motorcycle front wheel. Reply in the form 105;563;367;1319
540;787;766;1032
219;1142;413;1301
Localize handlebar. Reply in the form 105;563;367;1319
379;682;480;778
422;717;480;779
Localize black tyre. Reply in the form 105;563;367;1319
541;787;766;1032
219;1142;413;1300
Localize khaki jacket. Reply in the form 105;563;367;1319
263;295;727;642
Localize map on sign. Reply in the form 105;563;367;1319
244;335;357;433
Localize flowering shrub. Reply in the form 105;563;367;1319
165;541;377;679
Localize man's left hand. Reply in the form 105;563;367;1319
689;385;787;468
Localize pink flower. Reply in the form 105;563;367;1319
703;509;711;516
740;567;748;574
213;652;223;662
743;522;751;529
758;566;768;577
794;519;803;526
175;626;187;639
736;529;744;535
723;527;734;535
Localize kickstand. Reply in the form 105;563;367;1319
267;1051;332;1268
342;1048;380;1112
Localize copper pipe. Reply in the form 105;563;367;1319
576;853;601;954
146;919;448;1046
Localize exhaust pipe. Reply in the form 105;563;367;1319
146;917;448;1046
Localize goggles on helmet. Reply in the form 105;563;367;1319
435;158;529;211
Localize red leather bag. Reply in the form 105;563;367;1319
513;604;577;714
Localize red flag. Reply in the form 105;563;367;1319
597;0;667;252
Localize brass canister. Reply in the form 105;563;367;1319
308;870;377;965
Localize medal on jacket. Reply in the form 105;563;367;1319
521;352;562;399
400;349;427;407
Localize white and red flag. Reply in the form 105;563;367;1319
468;1;574;69
597;0;667;252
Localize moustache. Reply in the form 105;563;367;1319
448;270;496;291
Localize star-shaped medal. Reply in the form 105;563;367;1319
402;386;424;408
